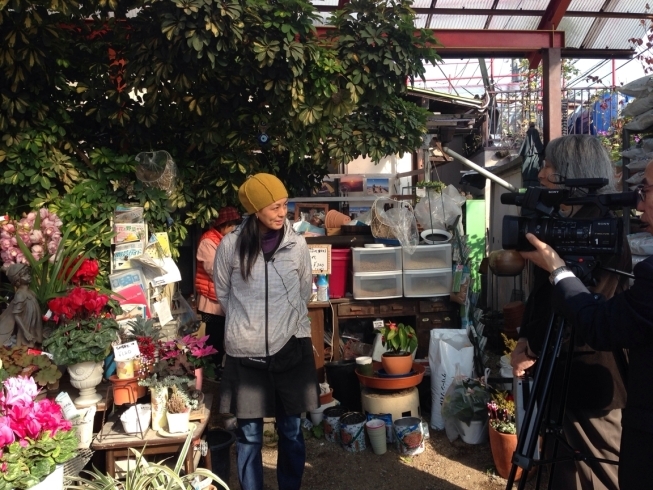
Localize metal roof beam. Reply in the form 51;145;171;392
528;0;572;68
315;6;652;20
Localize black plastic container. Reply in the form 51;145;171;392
206;429;236;484
324;360;361;411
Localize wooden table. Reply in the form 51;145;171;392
90;394;212;477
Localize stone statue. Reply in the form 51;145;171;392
0;263;43;347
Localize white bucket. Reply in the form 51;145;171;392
309;399;338;425
73;405;96;448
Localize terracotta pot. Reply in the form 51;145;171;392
194;367;203;391
489;424;522;480
488;249;525;276
108;375;139;405
381;352;413;375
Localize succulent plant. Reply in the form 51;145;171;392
123;317;163;342
166;385;191;414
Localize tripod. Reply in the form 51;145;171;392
505;309;619;490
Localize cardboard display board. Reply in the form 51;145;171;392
308;244;331;274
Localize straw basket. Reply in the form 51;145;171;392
371;202;396;239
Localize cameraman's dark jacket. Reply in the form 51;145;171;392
520;206;630;411
553;255;653;432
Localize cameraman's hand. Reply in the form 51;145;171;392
519;233;565;273
511;338;536;377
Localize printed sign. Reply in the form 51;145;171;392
113;340;140;361
373;320;385;330
308;244;331;274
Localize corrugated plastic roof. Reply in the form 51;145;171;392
311;0;649;57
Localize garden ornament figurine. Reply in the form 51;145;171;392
0;263;43;347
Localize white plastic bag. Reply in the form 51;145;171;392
429;329;474;430
414;185;465;232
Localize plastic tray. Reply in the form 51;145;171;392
356;362;425;390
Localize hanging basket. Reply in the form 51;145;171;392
135;150;178;196
370;203;396;239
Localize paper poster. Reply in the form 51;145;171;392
153;300;173;326
114;284;151;318
112;223;146;244
113;241;145;270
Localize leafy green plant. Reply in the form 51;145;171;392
441;377;491;425
487;391;516;435
65;430;229;490
42;316;120;366
0;346;62;387
415;181;446;193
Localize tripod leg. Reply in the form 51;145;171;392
506;313;566;490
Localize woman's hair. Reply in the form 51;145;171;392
544;134;616;194
236;215;261;281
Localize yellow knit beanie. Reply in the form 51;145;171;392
238;173;288;214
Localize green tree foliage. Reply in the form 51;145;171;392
0;0;438;260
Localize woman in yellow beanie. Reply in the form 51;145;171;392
214;173;319;490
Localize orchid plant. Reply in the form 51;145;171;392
0;376;77;489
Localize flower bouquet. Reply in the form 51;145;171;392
0;376;77;489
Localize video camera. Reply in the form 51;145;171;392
501;178;639;256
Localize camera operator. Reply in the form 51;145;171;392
519;159;653;490
510;135;630;490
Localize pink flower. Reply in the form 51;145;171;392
0;417;15;447
4;376;39;406
35;399;71;435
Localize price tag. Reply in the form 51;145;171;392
113;341;140;361
373;320;385;330
307;244;331;275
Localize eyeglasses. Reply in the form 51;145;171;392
636;184;653;202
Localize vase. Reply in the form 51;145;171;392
194;367;203;391
489;424;522;480
381;352;413;375
68;361;104;407
166;410;191;433
150;386;168;431
30;464;63;490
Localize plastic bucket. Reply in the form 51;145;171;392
206;429;236;483
394;416;426;456
323;406;346;443
339;412;366;452
324;360;361;411
330;248;351;299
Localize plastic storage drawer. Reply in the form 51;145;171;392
403;269;452;298
352;246;402;273
353;271;403;300
402;244;452;270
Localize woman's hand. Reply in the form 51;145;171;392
511;339;536;377
519;233;566;273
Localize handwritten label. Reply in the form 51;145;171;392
113;341;140;362
373;320;385;330
307;244;331;274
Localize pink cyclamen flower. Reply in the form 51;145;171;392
0;417;14;447
3;376;39;407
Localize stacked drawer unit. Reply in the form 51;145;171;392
402;243;453;298
351;246;403;299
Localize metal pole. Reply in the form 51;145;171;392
441;147;519;192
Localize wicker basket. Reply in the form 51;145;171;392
64;448;94;477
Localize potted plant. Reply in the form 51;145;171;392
121;317;163;398
138;374;192;431
165;385;194;434
70;431;228;490
42;286;120;407
0;346;62;389
0;376;78;490
378;321;418;375
487;391;522;479
441;376;491;444
158;334;218;389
